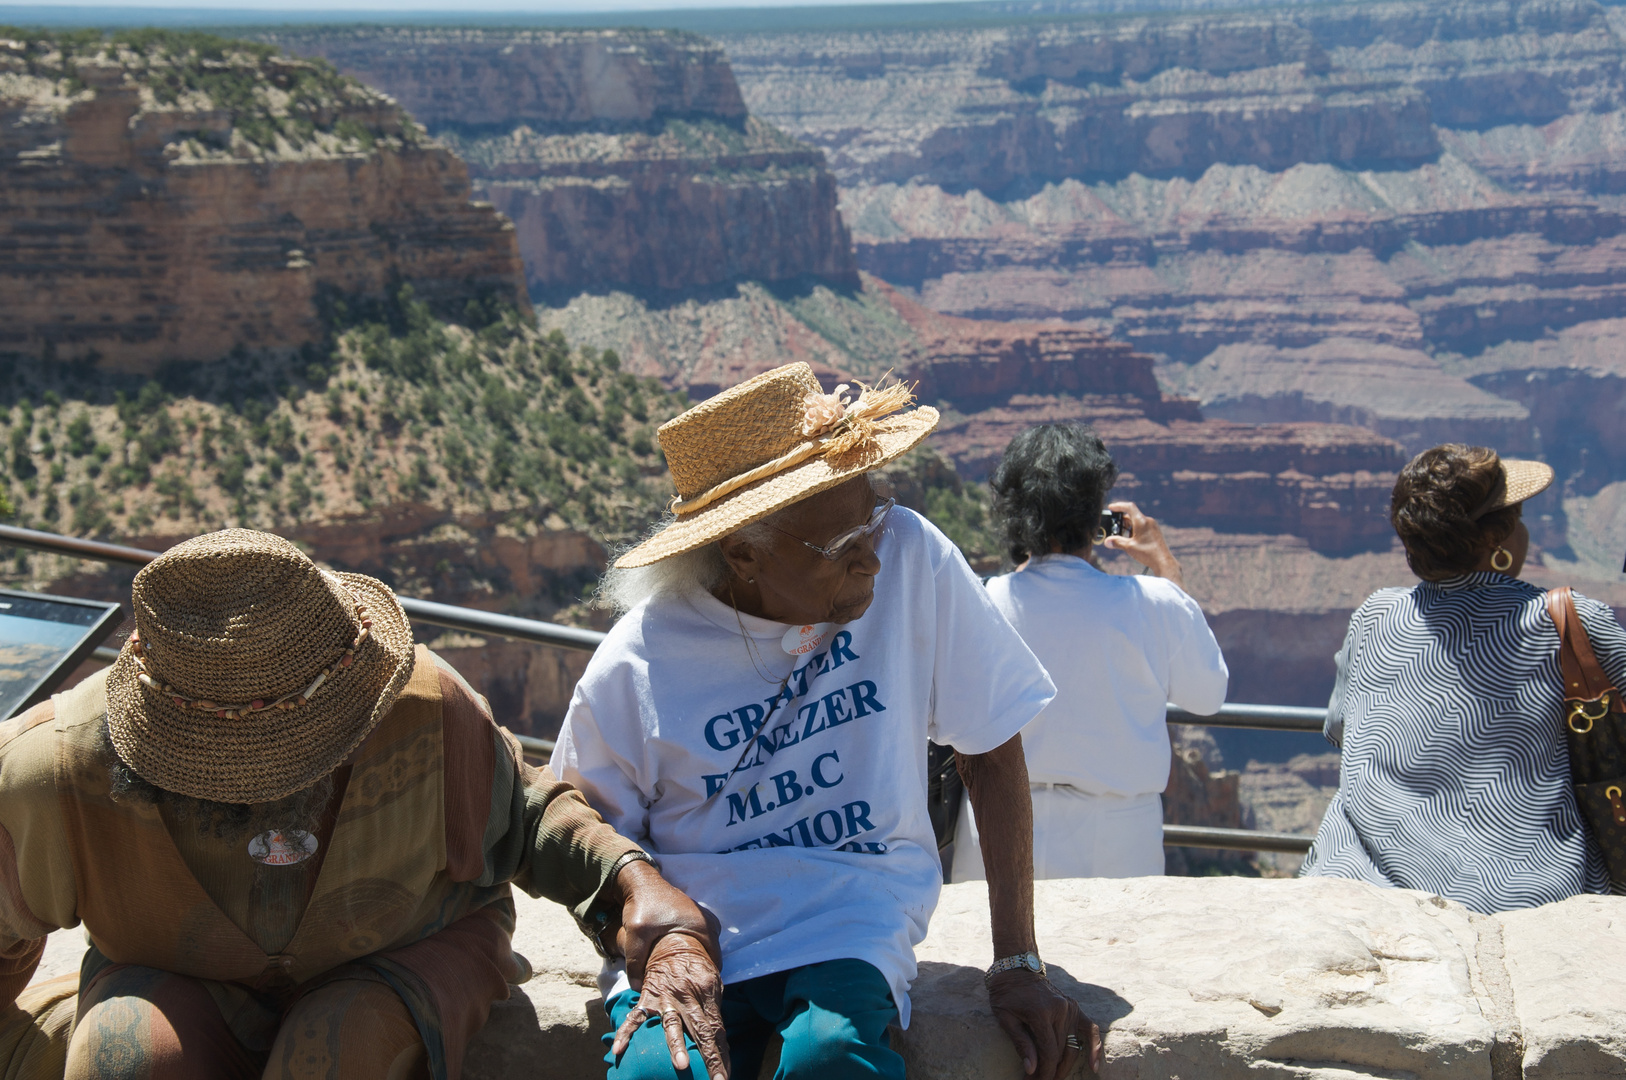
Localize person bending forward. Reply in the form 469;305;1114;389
554;363;1101;1080
0;529;724;1080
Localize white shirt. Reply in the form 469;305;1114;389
986;555;1228;797
551;508;1054;1026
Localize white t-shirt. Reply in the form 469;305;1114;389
985;555;1228;797
551;508;1054;1025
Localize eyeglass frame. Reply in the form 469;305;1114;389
773;497;895;561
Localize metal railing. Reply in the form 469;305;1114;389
4;524;1322;855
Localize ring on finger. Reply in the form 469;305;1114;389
1065;1035;1082;1050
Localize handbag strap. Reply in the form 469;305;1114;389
1546;587;1619;716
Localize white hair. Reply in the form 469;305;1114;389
599;516;779;615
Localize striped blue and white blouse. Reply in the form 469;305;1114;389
1300;572;1622;913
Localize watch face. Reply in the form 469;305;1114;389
1025;953;1042;971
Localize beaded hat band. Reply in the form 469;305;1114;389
130;603;373;720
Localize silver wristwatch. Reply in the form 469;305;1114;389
985;951;1046;982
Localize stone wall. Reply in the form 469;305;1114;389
31;877;1619;1078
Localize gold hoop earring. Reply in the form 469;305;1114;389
1491;547;1513;572
1092;528;1107;545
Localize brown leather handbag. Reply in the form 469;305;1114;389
1547;587;1626;887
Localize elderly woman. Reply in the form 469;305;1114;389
951;422;1228;883
551;364;1099;1080
1300;444;1626;912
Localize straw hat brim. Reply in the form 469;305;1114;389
104;570;416;805
1497;459;1555;510
616;406;941;569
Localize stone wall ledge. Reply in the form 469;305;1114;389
29;877;1625;1078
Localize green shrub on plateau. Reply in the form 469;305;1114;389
0;27;420;154
0;288;685;545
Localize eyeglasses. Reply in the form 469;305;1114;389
774;498;895;561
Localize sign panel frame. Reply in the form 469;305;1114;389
0;589;122;720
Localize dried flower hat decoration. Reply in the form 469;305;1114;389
670;375;918;516
800;379;915;457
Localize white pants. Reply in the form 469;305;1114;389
949;786;1165;882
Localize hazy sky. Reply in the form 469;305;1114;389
13;0;943;9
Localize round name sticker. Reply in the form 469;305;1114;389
248;830;319;867
782;622;833;656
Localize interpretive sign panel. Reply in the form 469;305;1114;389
0;590;121;720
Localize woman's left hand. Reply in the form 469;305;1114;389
1103;501;1184;591
611;930;731;1080
611;861;731;1078
987;969;1101;1078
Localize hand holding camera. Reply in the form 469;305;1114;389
1101;501;1185;592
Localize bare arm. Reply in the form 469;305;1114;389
958;734;1101;1078
959;734;1038;958
1104;501;1184;592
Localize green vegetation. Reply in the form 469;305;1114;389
0;287;685;543
441;115;809;176
0;27;419;154
871;447;997;567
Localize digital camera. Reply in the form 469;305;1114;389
1100;509;1130;539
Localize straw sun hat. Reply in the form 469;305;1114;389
105;529;416;804
616;362;940;568
1472;458;1555;519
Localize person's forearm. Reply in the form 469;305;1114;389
1146;553;1184;591
957;734;1037;958
513;759;646;921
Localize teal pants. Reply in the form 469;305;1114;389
602;957;906;1080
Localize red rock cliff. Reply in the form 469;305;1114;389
0;38;529;374
271;28;857;296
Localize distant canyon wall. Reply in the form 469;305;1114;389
722;0;1626;573
0;49;528;375
271;28;856;296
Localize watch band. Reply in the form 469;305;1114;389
985;951;1046;982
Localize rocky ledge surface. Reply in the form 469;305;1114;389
33;877;1619;1078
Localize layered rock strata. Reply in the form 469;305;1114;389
0;36;529;374
544;273;1406;552
271;28;856;296
722;0;1626;574
35;878;1618;1078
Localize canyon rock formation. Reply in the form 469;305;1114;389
542;272;1407;553
0;35;528;374
270;28;856;297
722;0;1626;584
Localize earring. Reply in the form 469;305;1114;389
746;577;755;584
1491;547;1513;572
1092;528;1107;545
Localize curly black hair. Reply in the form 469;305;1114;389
1391;444;1522;580
990;423;1119;564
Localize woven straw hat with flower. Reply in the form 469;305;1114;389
616;362;940;568
105;529;416;805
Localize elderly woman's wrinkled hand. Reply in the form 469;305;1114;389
988;969;1101;1079
612;863;731;1078
611;930;731;1079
